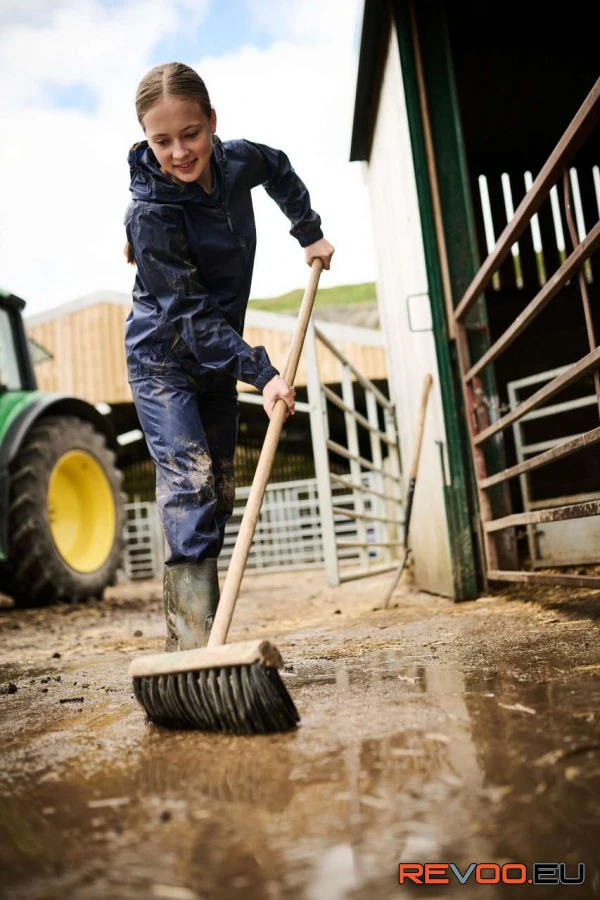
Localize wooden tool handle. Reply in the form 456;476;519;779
409;374;433;482
208;259;324;647
403;373;433;547
383;373;433;609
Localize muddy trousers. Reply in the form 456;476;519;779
128;369;239;565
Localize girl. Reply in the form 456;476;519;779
124;62;334;652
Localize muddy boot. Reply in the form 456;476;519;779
162;560;220;651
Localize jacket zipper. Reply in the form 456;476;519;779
223;205;248;259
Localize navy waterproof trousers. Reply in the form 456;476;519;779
129;367;239;565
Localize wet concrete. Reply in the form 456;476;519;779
1;571;600;899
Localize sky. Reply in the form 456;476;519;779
0;0;378;317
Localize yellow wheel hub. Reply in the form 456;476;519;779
47;451;116;574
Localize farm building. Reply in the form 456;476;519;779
351;0;600;599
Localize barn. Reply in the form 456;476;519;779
351;0;600;598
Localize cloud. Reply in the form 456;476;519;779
0;0;376;316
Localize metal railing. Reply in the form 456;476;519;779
305;320;404;586
122;473;389;580
121;323;402;584
453;78;600;589
507;367;600;568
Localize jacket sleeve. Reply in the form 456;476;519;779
242;140;324;248
126;203;279;390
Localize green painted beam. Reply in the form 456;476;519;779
392;0;479;598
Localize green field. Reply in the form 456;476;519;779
249;281;377;314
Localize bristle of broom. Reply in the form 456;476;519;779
133;663;300;734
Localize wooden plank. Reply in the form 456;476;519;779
27;298;387;402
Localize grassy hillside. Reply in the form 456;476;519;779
249;281;377;314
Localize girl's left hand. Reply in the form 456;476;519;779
305;238;335;270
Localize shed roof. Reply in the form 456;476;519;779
350;0;392;162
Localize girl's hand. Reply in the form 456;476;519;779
262;375;296;420
305;237;335;270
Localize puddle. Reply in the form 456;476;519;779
1;642;600;898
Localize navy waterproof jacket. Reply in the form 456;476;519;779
124;139;323;389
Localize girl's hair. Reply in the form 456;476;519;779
124;63;212;266
135;62;212;125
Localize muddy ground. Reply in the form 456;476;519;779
1;569;600;900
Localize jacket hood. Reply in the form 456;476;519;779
127;140;225;203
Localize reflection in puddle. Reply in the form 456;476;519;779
2;647;600;898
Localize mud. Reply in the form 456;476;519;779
1;571;600;899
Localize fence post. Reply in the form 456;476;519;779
305;320;340;586
341;364;369;570
384;405;404;548
366;389;387;563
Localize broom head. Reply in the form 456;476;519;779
128;640;299;734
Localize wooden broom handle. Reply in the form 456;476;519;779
403;373;433;547
409;374;433;482
208;259;324;647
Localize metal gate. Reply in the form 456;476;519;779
453;79;600;589
121;322;403;584
305;321;404;586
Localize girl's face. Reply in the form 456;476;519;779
143;95;217;188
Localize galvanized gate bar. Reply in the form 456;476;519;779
313;325;394;409
332;506;402;525
329;472;392;503
454;78;600;321
336;540;403;548
366;390;389;563
321;385;397;444
305;320;339;585
304;321;404;586
340;362;369;569
326;438;399;475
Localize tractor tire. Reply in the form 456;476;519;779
7;415;125;607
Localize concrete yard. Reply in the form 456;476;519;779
1;569;600;899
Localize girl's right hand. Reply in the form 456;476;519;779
262;375;296;420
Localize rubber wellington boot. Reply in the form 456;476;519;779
163;560;220;651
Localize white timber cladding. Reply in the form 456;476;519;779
364;25;454;597
25;295;386;404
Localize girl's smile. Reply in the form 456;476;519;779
142;95;217;191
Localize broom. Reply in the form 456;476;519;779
128;259;324;734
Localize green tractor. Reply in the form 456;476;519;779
0;290;125;607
